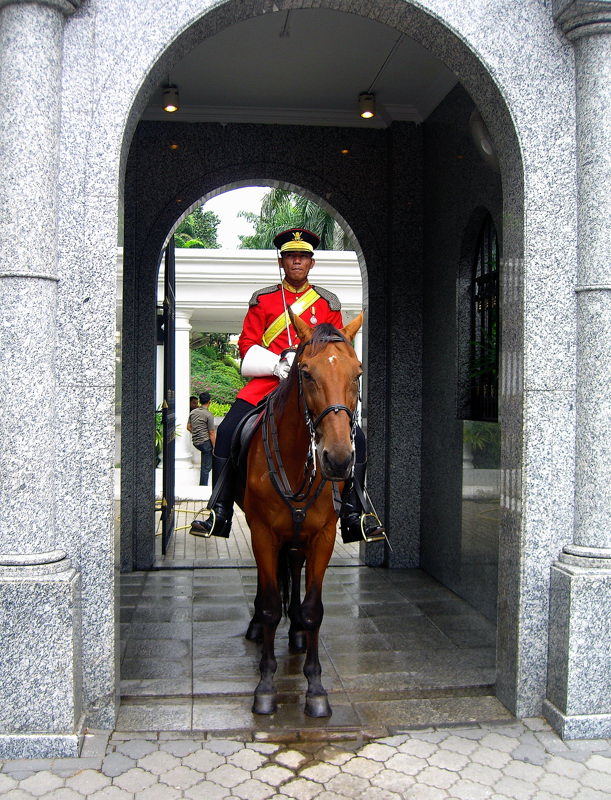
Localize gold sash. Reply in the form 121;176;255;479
262;287;321;347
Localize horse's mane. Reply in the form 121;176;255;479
271;323;349;417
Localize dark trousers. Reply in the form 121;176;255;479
195;440;213;485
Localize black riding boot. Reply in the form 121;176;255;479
339;462;385;544
190;455;234;538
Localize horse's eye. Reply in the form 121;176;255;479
301;369;314;383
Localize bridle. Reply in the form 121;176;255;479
261;334;359;534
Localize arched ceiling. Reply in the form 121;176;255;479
141;7;458;128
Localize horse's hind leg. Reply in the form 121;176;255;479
286;547;307;653
245;577;263;642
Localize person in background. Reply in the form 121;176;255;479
187;391;216;486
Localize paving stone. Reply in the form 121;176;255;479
64;769;112;794
313;792;351;800
585;754;611;774
450;778;496;799
182;748;225;772
112;766;158;792
479;734;518;754
356;743;397;762
402;785;449;800
252;764;294;785
581;768;611;792
227;748;268;771
510;744;548;766
544;755;587;780
0;774;17;792
416;765;459;790
248;743;281;756
158;739;201;758
183;780;229;800
342;755;384;779
278;777;324;800
396;740;438;759
203;739;245;756
231;778;278;800
428;750;470;772
470;747;512;769
158;765;203;789
136;782;182;799
275;750;310;770
537;772;581;797
36;789;82;800
311;747;353;767
492;775;536;799
298;762;340;783
89;787;133;800
362;788;402;800
19;772;64;796
100;753;135;778
371;769;415;794
137;750;182;775
325;772;370;796
385;752;428;776
502;760;545;783
115;738;158;760
458;761;503;785
207;763;251;788
0;791;36;799
437;735;480;756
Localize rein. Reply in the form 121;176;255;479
261;334;357;539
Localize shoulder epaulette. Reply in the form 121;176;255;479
248;284;280;307
311;285;342;311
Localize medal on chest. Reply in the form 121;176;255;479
310;304;318;325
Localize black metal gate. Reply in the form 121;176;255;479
161;239;176;553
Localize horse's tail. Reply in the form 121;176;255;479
278;544;292;618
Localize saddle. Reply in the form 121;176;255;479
230;402;266;479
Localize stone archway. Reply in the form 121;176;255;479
3;0;581;754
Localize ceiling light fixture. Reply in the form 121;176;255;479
163;85;180;113
358;32;404;120
358;93;376;119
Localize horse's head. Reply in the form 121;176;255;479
291;311;364;481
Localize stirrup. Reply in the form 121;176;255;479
189;508;232;539
359;512;388;544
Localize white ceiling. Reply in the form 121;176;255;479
142;8;458;128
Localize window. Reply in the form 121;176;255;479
469;216;499;421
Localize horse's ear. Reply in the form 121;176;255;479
341;311;364;342
289;308;313;343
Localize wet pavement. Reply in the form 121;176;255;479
1;722;610;798
1;565;610;796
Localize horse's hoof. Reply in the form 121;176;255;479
245;620;263;642
252;693;277;715
304;693;332;718
289;630;307;653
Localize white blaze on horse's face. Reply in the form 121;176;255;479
300;344;362;481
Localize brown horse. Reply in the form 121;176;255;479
239;311;364;717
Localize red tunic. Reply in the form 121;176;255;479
237;281;343;406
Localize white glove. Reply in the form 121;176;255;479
273;350;296;380
241;345;280;377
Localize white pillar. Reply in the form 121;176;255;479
174;309;194;469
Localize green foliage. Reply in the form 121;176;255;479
191;332;238;358
239;189;353;250
190;346;245;405
209;401;231;417
463;421;500;468
174;208;221;249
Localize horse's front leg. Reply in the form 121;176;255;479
301;581;332;718
251;541;282;715
245;575;263;642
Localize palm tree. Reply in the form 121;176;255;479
239;189;353;250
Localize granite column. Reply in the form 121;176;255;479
0;0;85;757
545;0;611;739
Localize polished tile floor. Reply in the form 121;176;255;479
120;553;509;736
